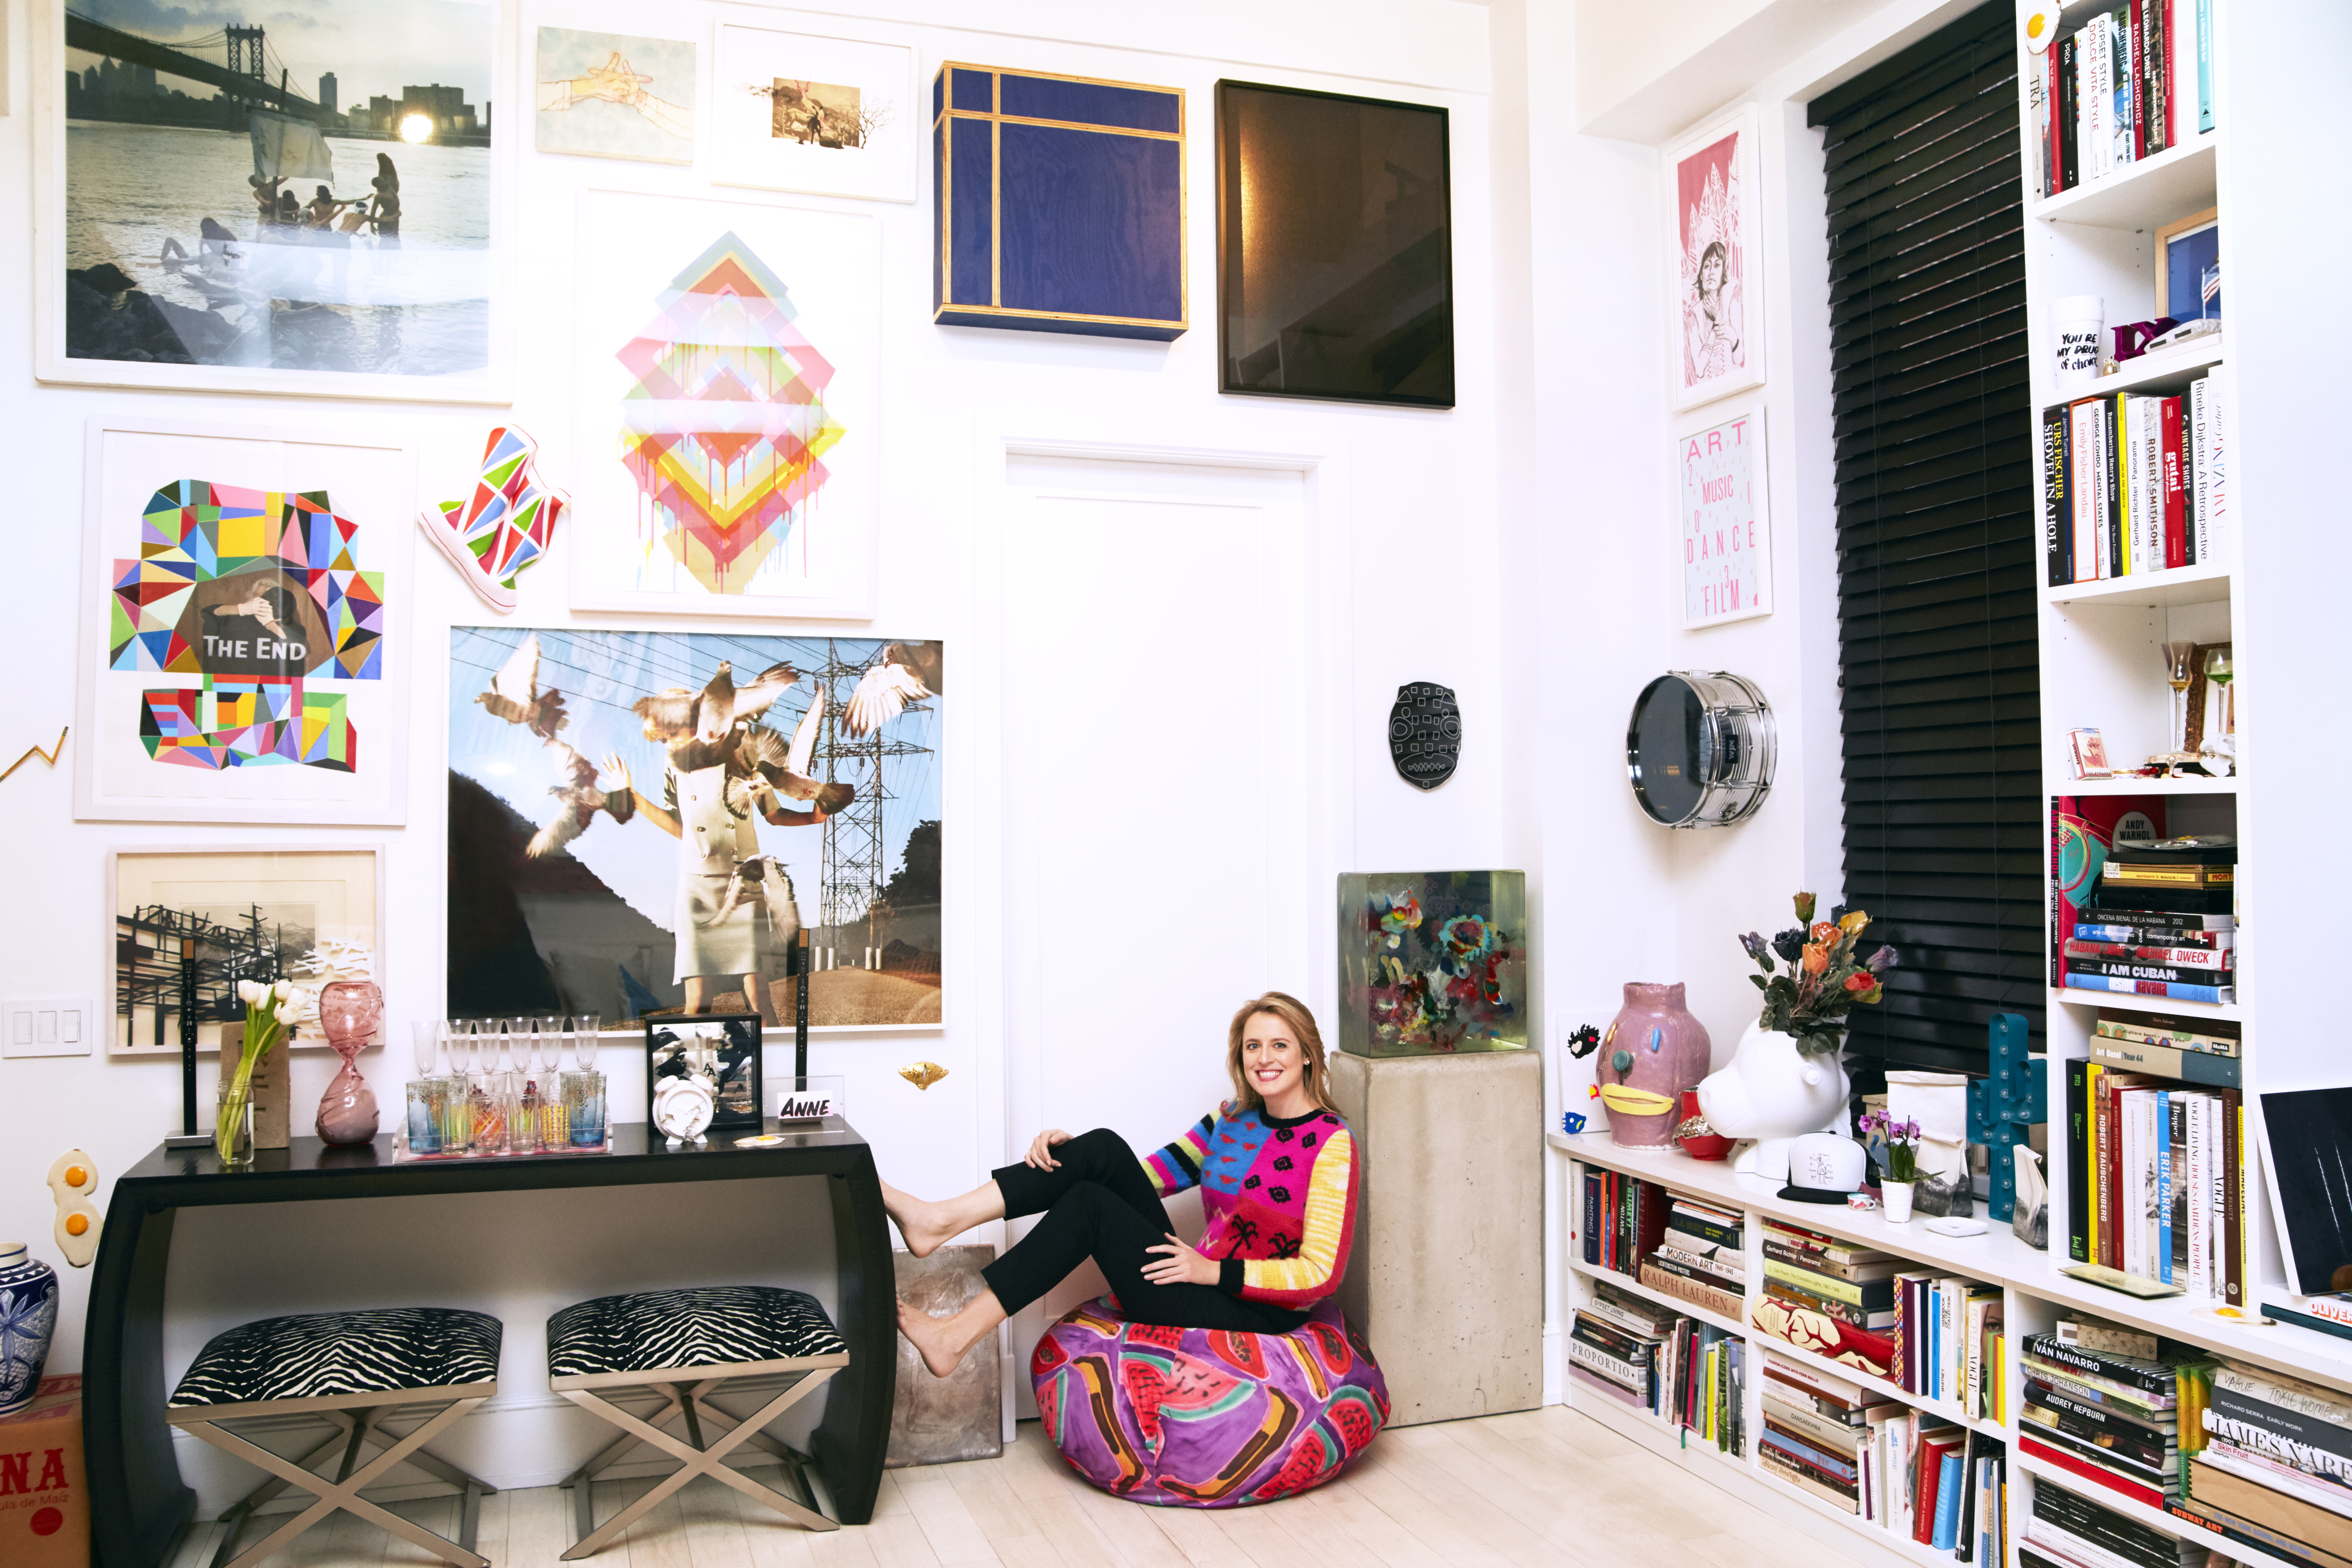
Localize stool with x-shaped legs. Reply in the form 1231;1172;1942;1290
165;1307;502;1568
547;1285;850;1558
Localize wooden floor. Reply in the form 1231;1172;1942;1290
167;1405;1862;1568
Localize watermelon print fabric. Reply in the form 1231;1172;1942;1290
1032;1294;1388;1508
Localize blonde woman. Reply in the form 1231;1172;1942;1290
884;992;1359;1377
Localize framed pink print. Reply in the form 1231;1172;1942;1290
1676;401;1771;628
1666;106;1764;413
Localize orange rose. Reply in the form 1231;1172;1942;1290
1811;922;1837;942
1802;944;1829;974
1843;972;1876;993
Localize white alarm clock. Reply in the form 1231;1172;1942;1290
653;1074;716;1147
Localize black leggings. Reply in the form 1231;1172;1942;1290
980;1128;1306;1334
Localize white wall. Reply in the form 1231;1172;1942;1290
0;0;1522;1500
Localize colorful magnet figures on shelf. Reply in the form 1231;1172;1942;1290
418;426;570;612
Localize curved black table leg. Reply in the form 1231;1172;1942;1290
87;1197;192;1568
810;1148;896;1524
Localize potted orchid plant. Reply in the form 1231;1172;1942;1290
1858;1109;1924;1221
219;979;298;1167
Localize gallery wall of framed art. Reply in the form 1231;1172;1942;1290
0;0;1519;1479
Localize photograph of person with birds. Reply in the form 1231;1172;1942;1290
446;626;942;1029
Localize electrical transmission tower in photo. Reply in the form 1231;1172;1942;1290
807;640;931;964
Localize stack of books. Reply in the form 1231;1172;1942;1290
1579;1169;1667;1278
1669;1314;1745;1454
2018;1324;2212;1506
2065;840;2237;1004
2043;381;2230;588
2087;1008;2241;1089
1762;1350;1894;1517
2065;1059;2247;1302
1569;1277;1745;1450
1890;1272;2008;1417
2174;1359;2352;1568
1642;1194;1745;1318
2028;0;2214;200
2025;1476;2203;1568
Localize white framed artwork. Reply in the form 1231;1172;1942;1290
709;21;918;203
1674;400;1772;628
30;0;515;404
107;845;385;1056
74;419;416;824
1665;105;1764;413
568;189;878;620
535;26;698;165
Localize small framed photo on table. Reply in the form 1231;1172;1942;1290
645;1014;764;1133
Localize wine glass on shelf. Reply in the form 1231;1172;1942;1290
573;1013;601;1073
2203;646;2235;770
537;1016;563;1080
2161;641;2198;757
410;1021;437;1081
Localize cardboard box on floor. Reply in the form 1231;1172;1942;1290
0;1376;88;1568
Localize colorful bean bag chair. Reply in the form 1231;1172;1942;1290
1031;1295;1388;1508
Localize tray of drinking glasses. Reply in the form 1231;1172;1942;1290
392;1134;611;1163
396;1066;611;1161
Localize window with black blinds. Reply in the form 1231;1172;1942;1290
1808;1;2041;1074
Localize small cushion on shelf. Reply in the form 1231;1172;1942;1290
546;1285;844;1379
1031;1295;1388;1509
169;1307;501;1407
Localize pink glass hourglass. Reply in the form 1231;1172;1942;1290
315;980;385;1145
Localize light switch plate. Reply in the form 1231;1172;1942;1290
5;997;97;1057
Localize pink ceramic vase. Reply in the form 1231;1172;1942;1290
1595;982;1713;1150
315;980;383;1145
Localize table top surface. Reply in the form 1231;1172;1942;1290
115;1117;875;1201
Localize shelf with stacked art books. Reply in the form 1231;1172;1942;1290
2020;1454;2323;1568
1567;1254;1746;1339
1565;1271;1749;1455
2025;0;2216;215
2042;366;2232;591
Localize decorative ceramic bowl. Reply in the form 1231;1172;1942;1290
1674;1091;1735;1161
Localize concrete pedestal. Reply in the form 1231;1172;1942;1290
1327;1049;1542;1426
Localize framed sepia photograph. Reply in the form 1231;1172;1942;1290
535;26;697;165
109;845;383;1057
709;22;917;203
1214;80;1454;408
446;627;942;1031
74;417;415;825
32;0;510;401
1664;105;1764;413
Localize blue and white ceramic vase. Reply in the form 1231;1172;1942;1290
0;1241;60;1416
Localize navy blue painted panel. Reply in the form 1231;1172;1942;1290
932;122;946;312
932;68;944;124
998;122;1181;323
948;117;994;307
951;67;994;113
935;305;1183;341
999;74;1180;134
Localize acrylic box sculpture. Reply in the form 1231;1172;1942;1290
1336;871;1526;1057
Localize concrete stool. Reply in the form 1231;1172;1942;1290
548;1284;849;1558
166;1306;501;1568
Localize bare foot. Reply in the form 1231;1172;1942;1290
879;1179;953;1258
897;1296;968;1379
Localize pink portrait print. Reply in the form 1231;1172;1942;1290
1677;130;1745;393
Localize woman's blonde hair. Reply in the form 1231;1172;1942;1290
1225;992;1339;1116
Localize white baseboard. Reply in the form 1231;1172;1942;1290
1541;1323;1566;1405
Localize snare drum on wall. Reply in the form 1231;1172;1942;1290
1625;670;1775;828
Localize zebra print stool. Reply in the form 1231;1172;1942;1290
165;1307;502;1568
547;1284;850;1558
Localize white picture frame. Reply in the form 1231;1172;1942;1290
1664;104;1765;414
30;0;515;404
709;20;919;203
534;25;699;166
107;844;386;1056
1674;399;1773;628
74;417;417;824
567;189;878;620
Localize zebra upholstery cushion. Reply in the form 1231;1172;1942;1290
169;1308;502;1408
547;1285;845;1380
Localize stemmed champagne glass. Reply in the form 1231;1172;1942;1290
573;1013;600;1072
2203;646;2235;768
2161;641;2198;757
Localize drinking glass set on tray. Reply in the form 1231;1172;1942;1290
399;1015;609;1160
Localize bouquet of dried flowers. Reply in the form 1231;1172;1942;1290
1736;891;1899;1059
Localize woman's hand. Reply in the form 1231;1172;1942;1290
1143;1234;1220;1287
1023;1128;1072;1169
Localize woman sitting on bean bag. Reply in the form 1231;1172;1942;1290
885;991;1358;1370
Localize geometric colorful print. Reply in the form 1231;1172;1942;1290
615;232;846;596
110;481;386;773
1030;1295;1387;1509
418;425;569;614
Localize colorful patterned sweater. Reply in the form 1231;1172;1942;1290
1143;1103;1359;1312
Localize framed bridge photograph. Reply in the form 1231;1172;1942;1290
31;0;513;402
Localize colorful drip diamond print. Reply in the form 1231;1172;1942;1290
418;425;569;614
616;232;846;596
109;480;386;772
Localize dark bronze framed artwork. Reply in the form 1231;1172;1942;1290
1214;80;1454;408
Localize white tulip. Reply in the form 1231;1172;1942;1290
237;980;263;1005
273;980;295;1004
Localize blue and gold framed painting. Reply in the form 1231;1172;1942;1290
931;63;1185;341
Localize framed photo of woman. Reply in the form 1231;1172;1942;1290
1664;105;1764;413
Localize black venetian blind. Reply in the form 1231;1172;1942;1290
1809;2;2041;1074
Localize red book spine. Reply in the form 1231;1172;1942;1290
2161;396;2187;569
2020;1434;2165;1508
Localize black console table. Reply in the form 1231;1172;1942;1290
85;1118;896;1568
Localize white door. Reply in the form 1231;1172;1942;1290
997;453;1320;1392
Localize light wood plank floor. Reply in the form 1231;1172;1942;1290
165;1406;1863;1568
